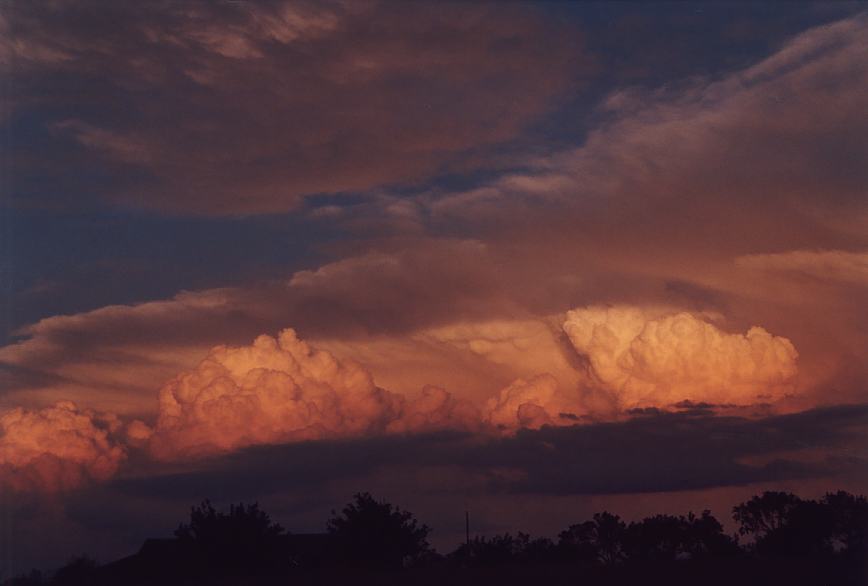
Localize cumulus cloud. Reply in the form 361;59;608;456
386;386;480;435
150;329;399;458
0;401;126;492
149;328;481;459
420;319;575;377
563;306;799;409
483;374;577;431
0;239;547;415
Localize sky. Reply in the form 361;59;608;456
1;0;868;575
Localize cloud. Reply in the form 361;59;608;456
7;403;866;574
148;328;479;459
485;403;868;495
563;306;799;409
149;328;398;458
2;13;867;439
3;1;583;214
483;374;576;431
386;386;480;435
430;12;868;244
0;401;126;492
0;239;533;412
116;403;868;500
737;249;868;286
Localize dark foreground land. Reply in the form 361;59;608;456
98;558;868;586
5;490;867;586
18;555;867;586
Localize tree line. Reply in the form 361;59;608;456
3;490;866;585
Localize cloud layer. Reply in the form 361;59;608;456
737;249;868;286
3;0;582;214
0;9;865;501
0;401;126;492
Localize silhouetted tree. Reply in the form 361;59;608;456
558;512;626;565
558;520;601;562
822;491;868;558
624;514;687;561
51;557;98;586
681;510;741;558
518;534;558;563
732;491;801;542
327;492;430;569
175;500;286;574
624;510;739;562
733;491;868;558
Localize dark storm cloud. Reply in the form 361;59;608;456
1;0;585;215
485;405;868;494
3;404;866;574
105;404;868;501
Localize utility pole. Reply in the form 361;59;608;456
465;510;470;547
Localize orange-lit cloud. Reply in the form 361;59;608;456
483;374;575;431
0;12;865;472
386;385;480;435
0;401;126;492
148;329;481;459
563;306;799;409
149;329;400;458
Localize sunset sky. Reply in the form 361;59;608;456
2;1;868;574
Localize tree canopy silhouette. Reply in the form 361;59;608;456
559;512;627;565
624;511;739;561
174;500;286;574
733;490;868;558
2;488;865;585
326;492;431;569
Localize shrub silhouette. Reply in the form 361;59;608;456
451;533;521;565
452;532;557;565
174;500;286;574
326;492;431;569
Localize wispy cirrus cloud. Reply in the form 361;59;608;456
2;0;585;215
737;250;868;286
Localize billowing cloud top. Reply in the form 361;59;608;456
0;401;125;492
149;329;481;460
563;307;799;409
150;329;401;458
